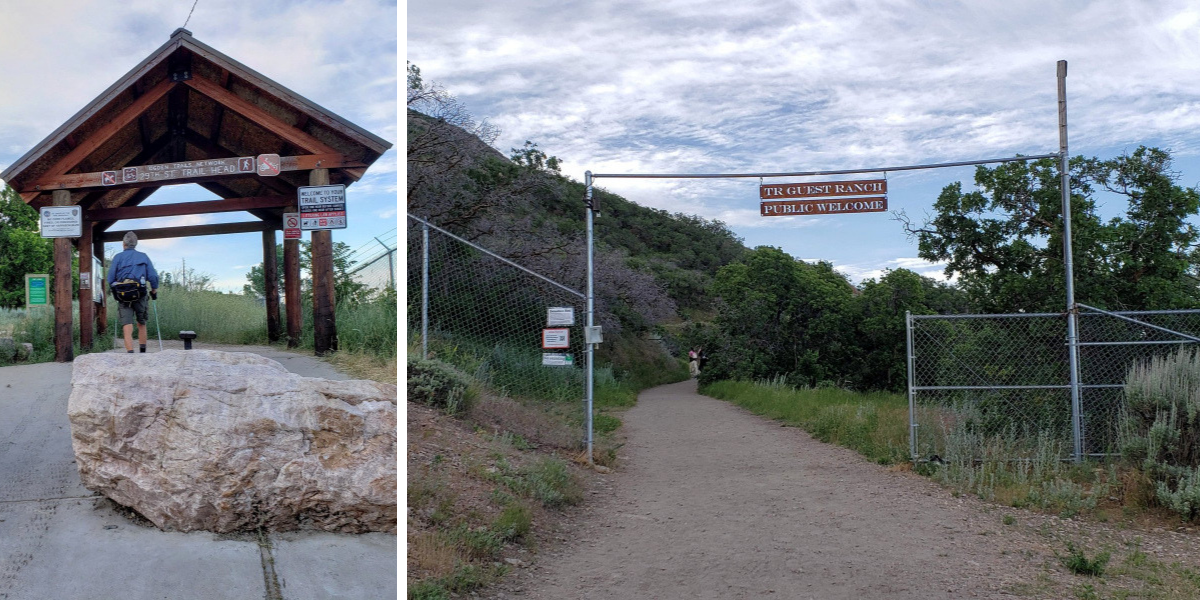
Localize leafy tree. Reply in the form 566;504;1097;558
242;243;285;298
0;185;53;308
900;146;1200;312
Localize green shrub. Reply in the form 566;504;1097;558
518;457;582;508
1060;542;1110;577
593;413;622;434
408;357;474;414
492;503;532;541
1156;465;1200;521
1122;348;1200;521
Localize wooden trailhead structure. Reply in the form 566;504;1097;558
0;29;392;361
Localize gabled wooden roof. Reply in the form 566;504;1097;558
1;28;392;217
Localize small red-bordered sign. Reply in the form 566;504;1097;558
542;328;570;349
257;154;281;176
101;171;118;186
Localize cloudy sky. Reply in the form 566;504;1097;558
406;0;1200;284
0;0;397;292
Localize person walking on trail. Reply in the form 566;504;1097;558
688;347;700;378
107;232;159;354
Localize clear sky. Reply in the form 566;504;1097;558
406;0;1200;284
0;0;397;292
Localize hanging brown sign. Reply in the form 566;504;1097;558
760;178;887;199
761;197;888;217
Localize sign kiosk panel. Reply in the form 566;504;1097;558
92;257;104;304
298;184;347;230
39;206;82;237
25;274;49;307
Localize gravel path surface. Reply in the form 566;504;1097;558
491;379;1081;599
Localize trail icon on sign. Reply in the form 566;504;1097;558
101;171;117;186
257;154;281;176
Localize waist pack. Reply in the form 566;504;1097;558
111;279;145;305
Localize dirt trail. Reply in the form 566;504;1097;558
490;380;1198;599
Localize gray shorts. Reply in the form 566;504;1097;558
118;293;149;326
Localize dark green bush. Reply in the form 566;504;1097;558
408;357;474;414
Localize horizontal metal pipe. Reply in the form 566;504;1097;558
590;153;1059;180
913;383;1124;391
1077;340;1197;346
1077;303;1200;342
910;312;1063;320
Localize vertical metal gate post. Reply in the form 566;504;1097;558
422;222;430;360
1058;60;1084;462
584;171;596;464
906;311;918;460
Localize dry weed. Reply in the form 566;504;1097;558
408;531;461;578
327;351;397;385
468;394;579;449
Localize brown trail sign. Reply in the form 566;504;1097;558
761;197;888;216
760;178;888;217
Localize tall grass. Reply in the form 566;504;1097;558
703;378;909;465
703;379;1118;518
100;289;398;359
0;304;114;365
108;290;269;345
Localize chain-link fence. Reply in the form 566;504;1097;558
348;229;397;292
907;307;1200;462
407;214;588;411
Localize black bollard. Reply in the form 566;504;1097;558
179;330;197;350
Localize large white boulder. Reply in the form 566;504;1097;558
68;350;397;533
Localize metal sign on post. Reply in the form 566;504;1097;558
25;274;49;307
298;184;347;230
542;328;570;349
542;353;575;366
547;307;575;326
39;206;81;237
282;212;302;240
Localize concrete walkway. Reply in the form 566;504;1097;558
0;343;396;600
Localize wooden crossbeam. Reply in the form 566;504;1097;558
184;77;339;155
23;153;362;192
86;196;292;221
34;79;175;189
101;220;278;242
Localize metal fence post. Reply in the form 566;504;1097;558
585;170;595;465
422;222;429;360
906;311;918;460
1058;60;1084;462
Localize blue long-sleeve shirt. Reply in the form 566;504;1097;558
107;249;159;289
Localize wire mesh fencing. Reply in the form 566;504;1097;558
908;308;1200;463
347;229;397;293
407;215;588;411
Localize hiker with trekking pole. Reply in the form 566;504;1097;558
107;231;161;353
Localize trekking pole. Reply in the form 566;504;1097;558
152;297;163;351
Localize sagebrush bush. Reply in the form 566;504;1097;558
408;357;475;414
1122;348;1200;521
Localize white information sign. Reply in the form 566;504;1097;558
283;212;301;240
542;328;570;349
542;353;575;367
547;307;575;326
298;184;347;230
39;206;82;238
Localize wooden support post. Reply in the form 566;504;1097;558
52;190;74;362
94;238;107;337
79;219;94;349
309;168;336;355
263;229;281;343
284;222;301;348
